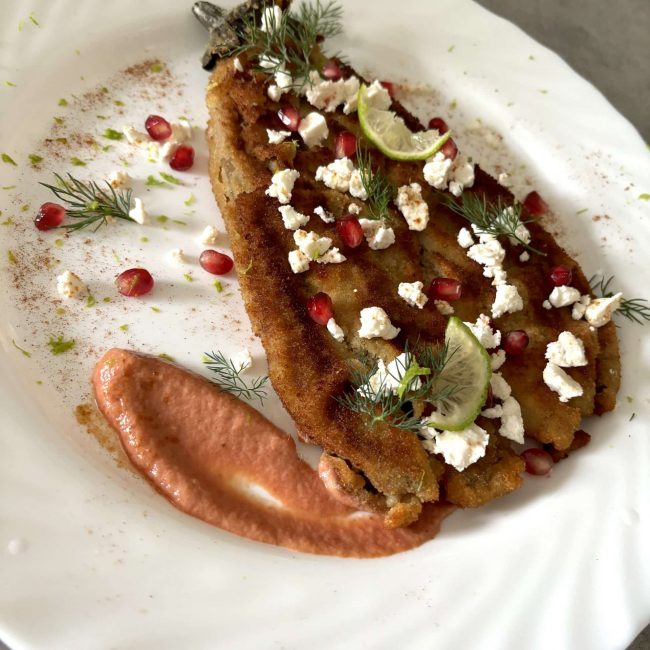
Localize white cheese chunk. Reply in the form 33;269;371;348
293;229;332;259
315;157;354;192
358;306;400;340
363;80;392;110
498;172;510;186
423;152;453;189
425;423;489;472
466;238;506;274
303;71;360;114
297;112;329;147
464;314;501;349
233;57;244;73
360;353;419;397
543;362;583;402
122;125;150;148
492;284;523;318
278;205;310;230
267;129;291;144
395;183;429;231
491;349;506;370
199;225;219;246
423;152;475;196
56;270;86;300
584;293;623;327
266;169;299;204
347;203;361;215
549;285;581;308
267;84;284;101
519;251;530;262
543;300;552;310
128;197;149;225
316;248;346;264
545;331;588;367
326;318;345;342
166;248;185;266
314;205;335;223
490;372;512;401
499;396;525;443
231;348;252;372
260;5;282;32
108;169;132;189
348;170;367;200
434;300;455;315
398;281;428;309
358;219;395;250
448;156;475;197
288;249;310;274
571;294;591;320
457;227;475;249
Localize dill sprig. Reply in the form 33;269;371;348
334;341;460;433
40;173;134;232
203;350;269;404
443;193;546;255
589;274;650;325
356;142;395;221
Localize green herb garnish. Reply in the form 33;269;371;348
203;350;268;404
589;274;650;325
159;171;182;185
47;335;75;355
1;153;17;166
355;142;394;221
102;128;123;141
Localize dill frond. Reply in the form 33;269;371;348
355;142;394;221
589;274;650;325
203;350;269;403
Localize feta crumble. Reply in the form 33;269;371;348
167;248;186;266
231;348;253;372
278;205;310;230
584;293;623;327
548;285;581;308
434;300;455;315
360;353;419;397
56;270;86;300
128;197;149;225
358;307;400;340
492;284;523;318
543;363;583;402
297;112;329;147
266;169;299;204
499;396;525;443
326;318;345;342
358;219;395;250
303;71;360;114
260;5;282;32
267;129;291;144
363;80;392;110
464;314;501;349
108;169;132;189
490;372;511;401
199;225;219;246
347;203;361;215
519;251;530;262
571;294;591;320
124;119;192;162
123;125;149;148
293;229;332;260
457;227;475;249
233;57;244;73
267;84;284;101
423;152;474;196
288;249;310;274
398;281;428;309
314;205;335;223
545;331;587;367
316;248;346;264
491;349;506;370
422;423;489;472
315;157;366;199
395;183;429;231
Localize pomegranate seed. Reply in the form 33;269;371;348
550;265;572;287
503;330;529;355
278;105;301;131
523;191;548;216
199;250;234;275
307;292;334;326
144;114;172;141
335;131;357;159
322;60;343;81
521;448;554;476
169;144;194;171
429;277;462;301
115;268;154;297
336;215;364;248
440;138;458;160
428;117;449;134
34;202;65;231
380;81;396;98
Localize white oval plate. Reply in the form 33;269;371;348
1;1;649;649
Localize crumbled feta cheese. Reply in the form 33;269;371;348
424;423;489;472
464;314;501;349
543;362;583;402
360;353;418;397
171;118;192;143
358;219;395;250
124;119;191;161
108;170;132;189
490;372;512;401
543;300;552;310
348;170;367;200
572;294;591;320
499;396;524;443
363;80;392;110
167;248;185;266
491;349;506;370
481;405;503;419
316;248;346;264
231;348;252;372
123;125;150;148
297;112;329;147
549;285;581;308
278;205;310;230
500;206;531;246
492;284;523;318
199;225;219;246
314;205;335;223
423;152;453;190
293;229;332;259
315;157;355;192
358;306;400;340
260;5;282;32
267;84;284;101
584;293;623;328
423;152;474;196
519;251;530;262
326;318;345;342
128;197;149;225
398;281;428;309
266;169;299;204
56;270;86;299
498;172;510;187
288;249;310;273
275;67;292;90
267;129;291;144
303;71;360;114
457;227;475;249
466;237;506;275
546;331;587;367
448;156;475;196
348;203;361;215
233;57;244;73
395;183;429;230
434;300;455;315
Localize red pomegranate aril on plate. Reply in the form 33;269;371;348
550;264;572;287
523;190;548;216
322;60;343;81
307;292;334;326
429;277;462;301
521;448;554;476
380;81;396;98
144;114;172;141
336;215;364;248
441;138;458;160
335;131;357;159
169;144;195;171
503;330;529;355
199;250;234;275
34;202;65;231
428;117;449;134
278;105;301;131
116;268;154;297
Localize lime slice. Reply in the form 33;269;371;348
357;83;451;161
424;316;492;431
